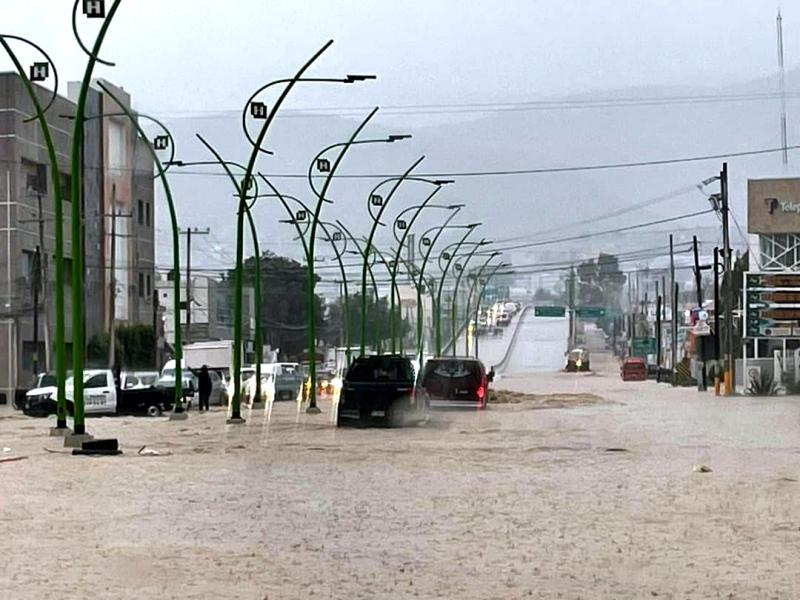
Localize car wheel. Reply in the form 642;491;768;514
147;405;162;417
385;400;404;428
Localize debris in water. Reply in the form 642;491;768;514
693;464;712;473
0;455;28;463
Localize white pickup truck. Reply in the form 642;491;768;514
23;369;174;417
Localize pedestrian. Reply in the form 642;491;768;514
197;365;212;412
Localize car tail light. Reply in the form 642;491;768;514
476;385;485;400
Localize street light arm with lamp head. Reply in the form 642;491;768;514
359;156;426;356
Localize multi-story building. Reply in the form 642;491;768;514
0;73;155;406
156;272;254;349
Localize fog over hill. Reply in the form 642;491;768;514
153;68;800;291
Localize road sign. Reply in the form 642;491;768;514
575;306;606;318
632;337;657;356
534;306;566;317
692;322;711;336
745;272;800;337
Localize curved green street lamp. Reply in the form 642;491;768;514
95;84;186;410
335;221;383;353
463;252;502;355
0;34;70;429
304;114;410;411
250;179;353;368
387;187;457;353
434;226;484;355
448;239;492;356
166;157;264;407
359;159;427;356
70;0;123;435
414;216;474;364
472;263;512;359
197;40;373;422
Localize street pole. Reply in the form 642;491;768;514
180;227;210;345
104;194;132;369
32;246;40;376
670;235;677;385
449;240;490;356
435;226;480;355
36;194;50;371
720;162;734;394
692;235;706;391
568;267;575;348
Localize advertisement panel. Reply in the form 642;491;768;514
748;178;800;234
744;272;800;337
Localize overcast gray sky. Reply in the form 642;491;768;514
4;1;797;116
4;1;799;283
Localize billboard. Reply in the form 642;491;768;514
748;178;800;234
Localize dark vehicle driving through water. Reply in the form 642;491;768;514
417;357;491;409
337;354;428;427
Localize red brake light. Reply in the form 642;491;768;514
476;385;485;400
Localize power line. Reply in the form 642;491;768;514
150;89;800;119
160;144;800;180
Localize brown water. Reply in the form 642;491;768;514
2;351;799;598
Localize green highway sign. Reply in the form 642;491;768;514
632;337;657;356
576;306;606;318
534;306;566;317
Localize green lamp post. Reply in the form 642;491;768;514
448;239;492;356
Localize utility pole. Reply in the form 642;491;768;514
32;246;40;375
720;162;734;394
568;266;575;348
19;192;52;371
692;235;706;391
656;293;662;376
105;186;132;368
669;235;677;386
180;227;210;345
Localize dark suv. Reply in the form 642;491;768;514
417;357;491;409
337;355;427;427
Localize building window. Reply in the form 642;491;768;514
146;202;151;228
60;173;71;202
146;274;152;298
138;200;144;225
138;272;144;298
22;159;47;194
759;234;800;270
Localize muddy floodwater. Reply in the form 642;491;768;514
2;351;800;598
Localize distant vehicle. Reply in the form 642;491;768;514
263;362;304;401
183;340;233;374
503;302;519;316
337;354;427;427
22;369;174;417
159;360;228;406
496;312;511;326
417;357;491;409
621;357;647;381
565;348;591;372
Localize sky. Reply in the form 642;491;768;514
3;1;795;115
3;1;799;288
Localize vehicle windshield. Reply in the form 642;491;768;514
423;360;482;386
37;373;56;387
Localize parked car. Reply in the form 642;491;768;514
417;356;491;409
22;369;174;417
621;356;648;381
565;348;590;372
337;354;427;427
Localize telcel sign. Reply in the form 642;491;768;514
748;178;800;234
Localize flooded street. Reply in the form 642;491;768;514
3;342;800;599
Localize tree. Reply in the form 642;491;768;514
323;292;412;351
235;251;325;360
87;324;155;369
